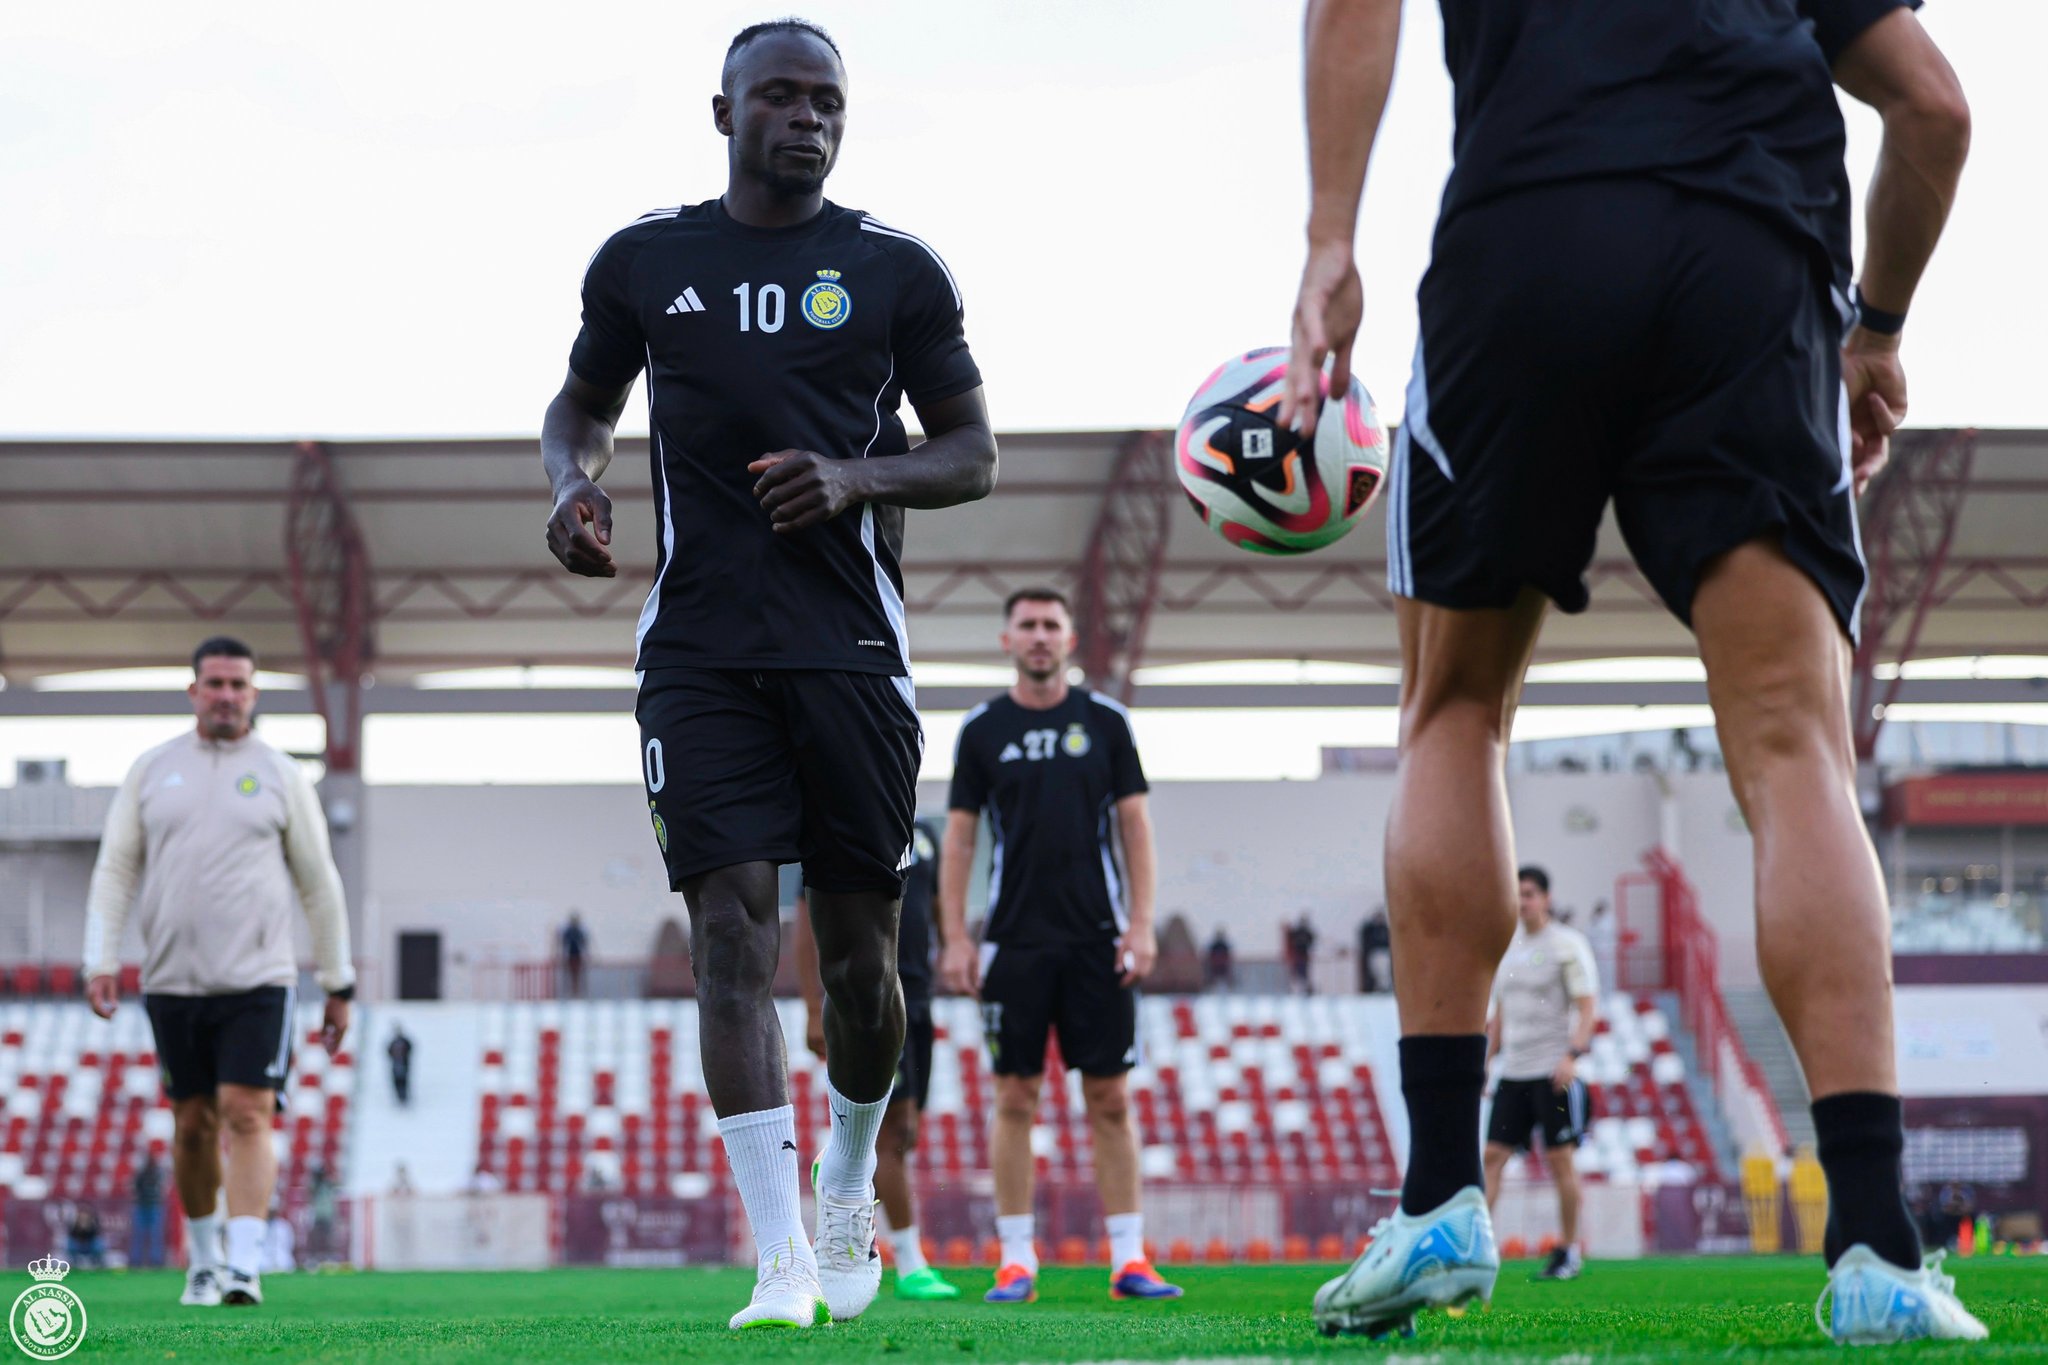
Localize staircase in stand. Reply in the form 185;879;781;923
1722;987;1816;1152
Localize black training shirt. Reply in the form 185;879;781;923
898;817;938;1006
570;199;982;676
1434;0;1918;291
948;688;1148;949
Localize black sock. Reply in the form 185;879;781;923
1812;1091;1921;1270
1398;1034;1487;1216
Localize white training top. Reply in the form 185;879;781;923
1491;920;1597;1080
82;729;355;997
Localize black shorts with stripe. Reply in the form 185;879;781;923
1487;1076;1590;1153
979;940;1138;1078
636;668;923;894
144;986;296;1104
1389;179;1866;640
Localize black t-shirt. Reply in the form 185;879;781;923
1434;0;1916;291
569;199;982;675
948;688;1148;949
898;818;939;1004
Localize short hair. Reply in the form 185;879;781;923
192;636;256;675
1518;865;1551;894
722;17;841;94
1003;587;1070;619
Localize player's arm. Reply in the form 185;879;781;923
82;759;148;1019
936;808;980;997
1113;793;1158;986
1825;4;1970;487
1553;951;1598;1091
1484;1009;1501;1067
749;385;997;534
282;764;356;1054
793;894;826;1057
542;369;636;578
1281;0;1405;434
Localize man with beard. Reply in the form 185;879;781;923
82;636;355;1310
539;17;997;1331
938;588;1180;1305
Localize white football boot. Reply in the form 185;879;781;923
811;1159;882;1321
179;1265;222;1307
728;1238;830;1331
1817;1245;1988;1345
1313;1186;1499;1339
219;1266;262;1306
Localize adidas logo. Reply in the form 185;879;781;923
999;742;1024;763
664;287;706;315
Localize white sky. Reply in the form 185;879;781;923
0;0;2039;438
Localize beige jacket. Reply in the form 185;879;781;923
82;729;355;997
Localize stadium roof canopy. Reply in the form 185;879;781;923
0;429;2042;763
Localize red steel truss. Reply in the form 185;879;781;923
1072;431;1174;703
284;441;374;772
1850;429;1977;760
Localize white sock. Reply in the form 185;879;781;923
186;1211;222;1269
818;1078;887;1202
717;1106;817;1279
997;1213;1038;1273
890;1225;929;1276
225;1215;265;1274
1106;1211;1145;1268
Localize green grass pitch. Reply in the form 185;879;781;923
51;1257;2047;1362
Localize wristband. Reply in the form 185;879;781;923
1852;286;1906;336
1568;1048;1588;1060
327;984;356;1002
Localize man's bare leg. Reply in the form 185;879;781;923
171;1096;223;1270
992;1072;1042;1272
1387;591;1547;1214
682;862;814;1285
1482;1142;1513;1210
217;1083;279;1278
875;1099;917;1232
1542;1144;1580;1248
1694;538;1918;1268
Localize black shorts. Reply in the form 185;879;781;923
1487;1076;1591;1153
890;999;933;1111
636;668;922;894
1392;179;1865;640
144;986;296;1104
980;941;1137;1078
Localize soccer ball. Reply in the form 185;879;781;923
1175;347;1387;554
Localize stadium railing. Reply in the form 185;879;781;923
1629;850;1791;1160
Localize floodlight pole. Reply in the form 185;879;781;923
1074;431;1173;704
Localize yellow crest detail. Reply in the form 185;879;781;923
801;278;852;330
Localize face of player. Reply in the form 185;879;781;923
1517;877;1552;932
1001;598;1076;684
189;655;258;741
716;31;846;198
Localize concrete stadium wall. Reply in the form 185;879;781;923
359;770;1761;992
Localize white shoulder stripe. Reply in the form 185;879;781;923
584;207;682;280
860;217;961;310
1086;690;1134;722
953;700;992;759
